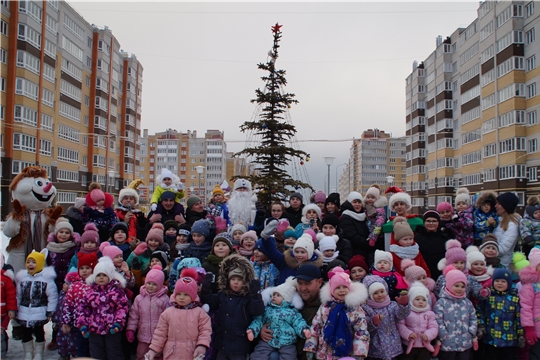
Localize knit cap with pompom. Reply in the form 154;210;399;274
513;251;530;272
443;265;467;295
455;187;470;207
99;242;122;260
401;259;426;285
146;223;165;245
174;267;199;302
80;223;100;247
438;239;466;271
54;217;73;235
392;216;414;242
466;246;485;269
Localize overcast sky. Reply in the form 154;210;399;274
71;1;479;193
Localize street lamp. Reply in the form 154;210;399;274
324;157;335;195
195;166;205;202
108;170;115;196
386;175;395;219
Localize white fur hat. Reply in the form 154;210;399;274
294;234;315;259
455;187;471;206
86;256;126;288
408;281;430;304
273;276;298;303
347;191;363;203
466;245;486;268
160;168;173;180
365;186;381;199
318;235;338;252
302;203;322;218
233;178;252;192
389;192;412;210
374;250;393;267
118;187;139;205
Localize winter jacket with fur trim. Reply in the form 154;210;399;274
126;285;169;343
434;289;477;352
477;287;523;347
494;218;521;268
149;304;211;360
16;266;58;327
304;281;370;359
397;309;438;349
75;279;129;335
519;266;540;337
259;235;323;285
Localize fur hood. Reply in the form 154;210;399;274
16;265;56;282
475;191;497;209
86;271;127;288
519;265;540;284
284;248;324;270
374;196;388;209
320;281;368;308
217;253;255;296
2;268;14;282
260;286;304;310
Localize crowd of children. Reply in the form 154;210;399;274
3;181;540;360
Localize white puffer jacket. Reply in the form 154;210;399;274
16;266;58;327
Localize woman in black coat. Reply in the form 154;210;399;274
415;210;454;280
339;192;371;262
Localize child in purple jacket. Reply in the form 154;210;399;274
76;256;129;360
446;188;474;249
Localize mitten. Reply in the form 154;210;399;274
525;326;538;345
202;273;214;290
519;335;526;348
131;257;141;271
151;203;157;211
472;338;479;351
477;326;486;340
80;326;90;338
250;279;261;296
261;219;278;240
395;294;409;306
369;238;377;247
214;216;227;232
255;201;266;215
126;330;135;342
479;288;490;298
177;182;185;191
247;329;254;341
134;242;147;256
110;322;121;334
372;314;382;326
276;219;290;233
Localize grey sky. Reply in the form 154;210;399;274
71;1;479;193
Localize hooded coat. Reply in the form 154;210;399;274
248;284;309;348
446;205;475;249
61;272;90;326
361;276;410;360
16;266;58;327
339;201;370;257
519;265;540;337
1;268;16;329
201;254;265;356
397;305;438;348
473;191;499;243
259;235;324;284
304;281;370;359
434;288;477;352
126;285;170;343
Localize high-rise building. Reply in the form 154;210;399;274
339;129;406;200
405;1;540;215
0;0;143;217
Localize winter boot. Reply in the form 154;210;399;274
33;341;45;360
22;340;34;360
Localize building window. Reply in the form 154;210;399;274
1;20;8;36
41;114;53;131
529;138;538;153
84;95;89;107
528;83;537;99
530;167;538;181
85;76;90;87
14;105;38;126
57;147;79;164
13;133;36;152
527;55;536;71
0;76;5;92
57;169;79;182
58;124;80;143
526;28;536;44
528;110;538;125
39;139;51;156
526;1;535;17
1;48;6;63
0;105;4;120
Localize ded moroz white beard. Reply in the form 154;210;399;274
228;191;253;227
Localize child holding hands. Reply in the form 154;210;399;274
304;267;370;359
247;277;311;359
361;274;410;360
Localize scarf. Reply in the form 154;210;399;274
473;271;491;282
323;251;340;263
485;256;500;268
24;209;44;255
46;240;76;254
444;287;465;299
323;301;352;357
389;243;419;259
367;296;391;309
79;247;98;255
410;300;429;313
176;243;190;252
206;254;225;266
114;205;142;213
173;300;201;310
237;247;254;257
341;209;366;222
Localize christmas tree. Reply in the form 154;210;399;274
235;23;312;207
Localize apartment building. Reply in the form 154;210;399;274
405;0;540;215
0;0;143;217
340;129;406;200
139;129;228;206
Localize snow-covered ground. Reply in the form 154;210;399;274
4;322;56;359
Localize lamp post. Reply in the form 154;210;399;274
195;166;204;202
324;157;335;195
108;170;115;196
386;175;395;219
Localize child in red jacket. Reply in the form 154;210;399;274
1;252;17;358
390;217;430;278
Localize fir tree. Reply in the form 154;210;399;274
235;23;312;207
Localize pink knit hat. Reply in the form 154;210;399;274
145;265;165;289
444;265;467;297
445;239;466;265
173;268;199;302
529;248;540;269
80;223;100;247
99;242;122;260
89;188;105;204
328;267;351;295
314;190;326;203
146;223;164;245
401;259;426;285
436;202;453;213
